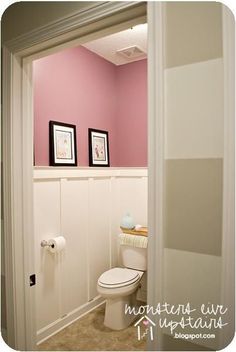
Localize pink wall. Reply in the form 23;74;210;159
33;46;147;166
115;60;147;166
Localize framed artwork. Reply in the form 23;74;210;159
88;128;110;167
49;121;77;166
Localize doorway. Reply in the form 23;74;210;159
33;21;148;350
2;2;165;350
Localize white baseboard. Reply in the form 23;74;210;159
37;296;105;345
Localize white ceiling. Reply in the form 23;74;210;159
83;23;147;66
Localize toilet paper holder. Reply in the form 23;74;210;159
40;240;54;249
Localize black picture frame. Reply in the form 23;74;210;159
49;121;77;166
88;128;110;167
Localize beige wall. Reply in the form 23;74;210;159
164;2;223;68
165;58;224;159
165;158;223;256
163;248;222;350
1;1;95;42
163;2;224;350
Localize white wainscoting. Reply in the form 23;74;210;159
33;167;148;343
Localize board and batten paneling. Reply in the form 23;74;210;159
118;177;148;225
110;177;120;268
60;178;89;315
33;168;148;341
88;178;111;300
34;180;61;330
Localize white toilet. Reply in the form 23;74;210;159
97;241;147;330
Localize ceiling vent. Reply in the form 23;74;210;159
116;45;146;60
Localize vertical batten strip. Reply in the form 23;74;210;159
86;178;90;303
87;178;93;301
59;179;66;318
109;177;114;269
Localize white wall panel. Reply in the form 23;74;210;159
118;177;148;226
34;180;61;330
60;178;89;315
88;178;111;299
165;58;224;159
110;177;120;267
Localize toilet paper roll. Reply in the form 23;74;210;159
48;236;66;253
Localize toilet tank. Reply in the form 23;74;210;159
120;245;147;271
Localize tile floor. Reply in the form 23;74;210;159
38;304;146;351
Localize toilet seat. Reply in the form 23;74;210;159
98;267;140;288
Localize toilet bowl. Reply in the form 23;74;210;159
97;267;144;330
97;239;147;330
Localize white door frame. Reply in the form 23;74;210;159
2;2;162;350
2;1;234;351
147;2;165;351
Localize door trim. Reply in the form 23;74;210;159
147;2;165;350
5;1;146;53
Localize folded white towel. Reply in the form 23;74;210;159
118;233;148;249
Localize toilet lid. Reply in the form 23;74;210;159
98;268;140;288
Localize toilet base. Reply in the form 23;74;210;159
104;292;137;330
